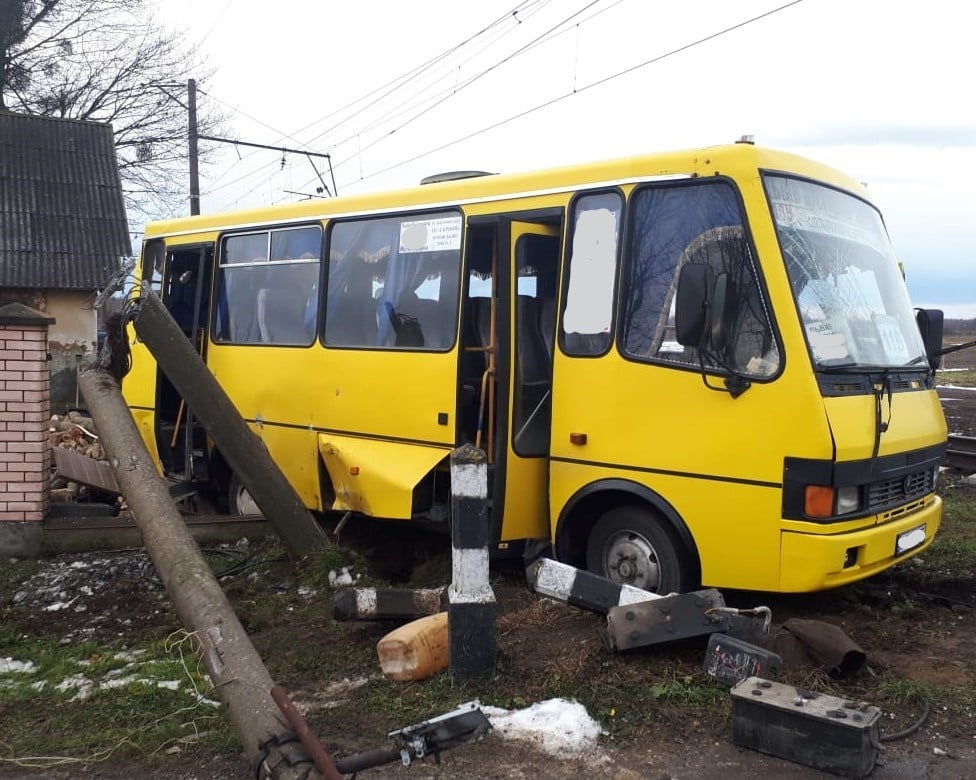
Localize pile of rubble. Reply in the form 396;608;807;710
49;411;116;505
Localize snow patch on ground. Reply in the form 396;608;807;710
0;657;37;674
483;698;605;756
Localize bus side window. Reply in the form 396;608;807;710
619;181;779;377
214;226;321;346
562;191;622;355
325;213;461;351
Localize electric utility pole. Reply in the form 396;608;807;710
187;78;200;215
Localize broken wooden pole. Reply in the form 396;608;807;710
525;557;661;614
448;444;496;680
333;586;446;622
131;290;328;558
78;368;313;779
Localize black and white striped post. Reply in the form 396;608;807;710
525;557;662;614
448;444;496;680
332;587;447;622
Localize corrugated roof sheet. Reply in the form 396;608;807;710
0;112;130;291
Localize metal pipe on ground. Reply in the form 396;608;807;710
78;368;325;779
131;289;329;559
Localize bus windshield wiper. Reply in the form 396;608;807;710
817;361;925;374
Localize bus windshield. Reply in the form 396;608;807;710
766;175;927;370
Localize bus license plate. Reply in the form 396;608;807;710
895;524;926;556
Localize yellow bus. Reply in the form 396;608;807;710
123;139;948;594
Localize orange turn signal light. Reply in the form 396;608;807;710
804;485;834;518
349;466;360;476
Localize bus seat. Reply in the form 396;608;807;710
469;297;492;351
538;296;556;357
257;287;312;344
517;295;550;386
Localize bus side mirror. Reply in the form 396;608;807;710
675;263;712;347
709;271;730;351
675;265;730;354
915;308;944;371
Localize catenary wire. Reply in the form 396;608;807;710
328;0;807;187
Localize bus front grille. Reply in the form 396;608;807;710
867;470;933;512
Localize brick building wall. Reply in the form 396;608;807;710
0;303;55;556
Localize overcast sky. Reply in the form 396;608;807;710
156;0;974;316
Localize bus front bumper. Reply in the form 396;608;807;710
779;495;942;592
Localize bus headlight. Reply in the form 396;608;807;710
835;486;860;515
804;485;861;518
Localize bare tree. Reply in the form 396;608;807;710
0;0;225;222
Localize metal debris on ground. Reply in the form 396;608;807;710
605;588;727;651
333;701;492;774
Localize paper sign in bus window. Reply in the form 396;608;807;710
399;216;462;253
563;208;617;335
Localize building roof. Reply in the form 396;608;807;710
0;112;130;291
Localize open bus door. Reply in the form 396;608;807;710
154;244;214;482
499;221;561;543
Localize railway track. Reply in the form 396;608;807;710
945;434;976;474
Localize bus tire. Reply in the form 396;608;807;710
585;506;692;594
227;473;260;516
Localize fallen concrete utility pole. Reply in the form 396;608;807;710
79;368;331;780
132;289;329;558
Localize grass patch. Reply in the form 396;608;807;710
0;556;38;601
0;632;235;769
937;368;976;387
920;485;976;579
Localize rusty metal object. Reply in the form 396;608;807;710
270;685;343;780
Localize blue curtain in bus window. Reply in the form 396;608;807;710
377;244;423;347
326;220;397;347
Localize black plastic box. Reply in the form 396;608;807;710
731;677;881;778
704;633;781;684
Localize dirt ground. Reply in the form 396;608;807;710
4;530;976;780
4;341;976;780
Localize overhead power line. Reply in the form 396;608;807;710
197;134;338;196
336;0;807;186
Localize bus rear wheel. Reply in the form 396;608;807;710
585;506;692;594
228;474;260;516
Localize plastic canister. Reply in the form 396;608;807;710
377;611;449;681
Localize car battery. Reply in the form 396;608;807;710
731;677;881;778
703;633;781;685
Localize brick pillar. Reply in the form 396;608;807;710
0;303;56;557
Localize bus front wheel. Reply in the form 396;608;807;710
585;506;692;595
228;474;260;516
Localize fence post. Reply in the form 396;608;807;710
448;444;496;680
0;303;55;557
